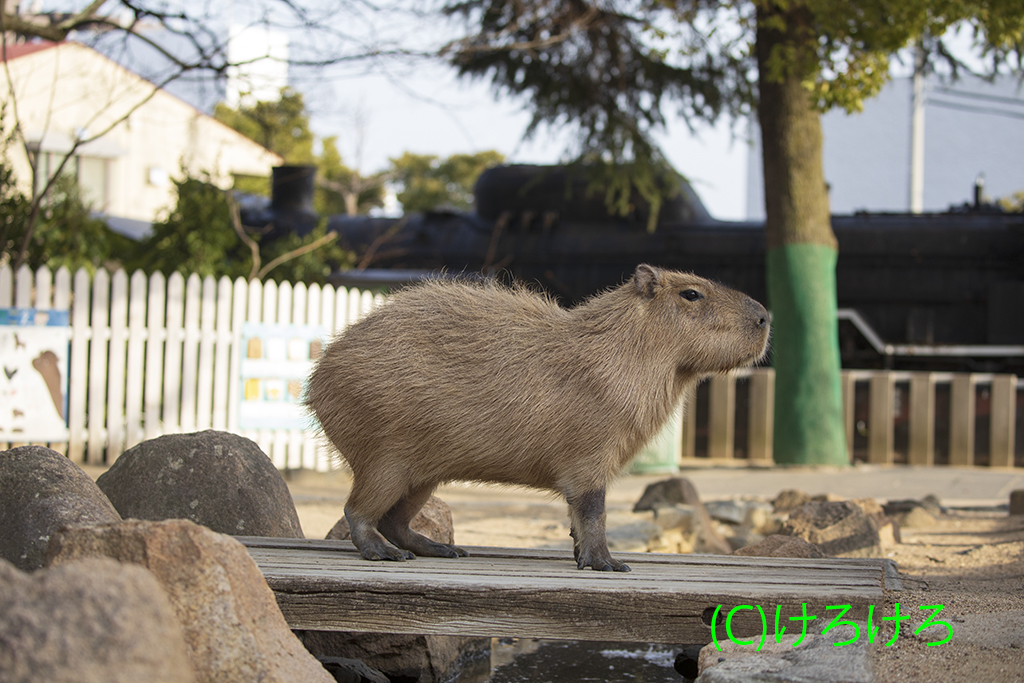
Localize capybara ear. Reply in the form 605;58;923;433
634;264;661;298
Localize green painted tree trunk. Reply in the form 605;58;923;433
755;1;848;466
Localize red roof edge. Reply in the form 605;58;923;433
1;40;59;62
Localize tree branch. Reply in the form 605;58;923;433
256;229;338;280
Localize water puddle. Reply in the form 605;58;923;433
456;638;686;682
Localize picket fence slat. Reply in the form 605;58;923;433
67;269;91;462
2;265;1019;471
144;272;166;441
211;277;233;431
195;276;217;431
180;273;201;433
35;266;52;310
106;270;128;460
227;277;250;433
53;267;71;310
162;272;185;434
124;271;147;450
263;279;278;324
15;265;32;308
87;269;110;464
0;265;11;307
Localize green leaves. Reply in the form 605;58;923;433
389;150;505;212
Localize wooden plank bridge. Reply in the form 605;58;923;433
240;537;900;644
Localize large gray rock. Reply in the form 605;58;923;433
733;534;827;559
297;631;489;683
96;430;303;538
0;446;121;570
45;519;333;683
781;501;882;558
632;477;732;554
696;626;873;682
0;556;195;683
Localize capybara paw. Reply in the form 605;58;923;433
359;544;415;562
575;551;631;572
436;543;470;559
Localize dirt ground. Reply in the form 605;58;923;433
284;467;1024;682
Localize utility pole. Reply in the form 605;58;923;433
908;43;926;213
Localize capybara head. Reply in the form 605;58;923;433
624;264;770;375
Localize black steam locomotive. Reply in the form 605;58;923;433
245;164;1024;374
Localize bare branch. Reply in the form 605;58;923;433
256;229;338;280
227;193;263;281
356;216;408;270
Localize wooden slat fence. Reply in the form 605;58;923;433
681;368;1021;467
1;264;1020;469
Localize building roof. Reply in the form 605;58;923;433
1;40;58;61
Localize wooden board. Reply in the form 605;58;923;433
240;537;897;644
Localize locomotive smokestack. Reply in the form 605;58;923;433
272;165;317;214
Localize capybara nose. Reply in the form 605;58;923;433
748;299;769;330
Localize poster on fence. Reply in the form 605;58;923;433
0;308;71;442
238;323;328;431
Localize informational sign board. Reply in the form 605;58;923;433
0;308;71;442
238;323;328;431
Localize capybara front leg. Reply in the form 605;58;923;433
378;486;468;559
567;488;630;572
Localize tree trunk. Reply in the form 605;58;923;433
755;1;847;465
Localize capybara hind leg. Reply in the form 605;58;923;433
345;506;414;561
378;485;468;559
567;488;630;572
345;481;415;562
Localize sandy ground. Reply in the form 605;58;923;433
284;466;1024;682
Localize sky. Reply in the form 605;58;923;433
299;60;753;220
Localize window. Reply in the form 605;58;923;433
32;152;109;211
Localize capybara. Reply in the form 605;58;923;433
305;264;770;571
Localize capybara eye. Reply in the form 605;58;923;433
680;289;703;302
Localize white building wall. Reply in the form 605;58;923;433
2;42;282;225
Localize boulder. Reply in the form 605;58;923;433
0;445;121;570
732;535;827;559
633;478;732;554
882;494;943;518
96;430;303;538
633;477;703;511
726;530;765;552
298;631;489;683
0;556;195;683
772;489;812;513
849;498;901;547
695;626;872;683
314;657;389;683
705;500;747;525
742;501;780;534
327;495;454;544
780;501;882;558
895;507;937;529
44;519;333;683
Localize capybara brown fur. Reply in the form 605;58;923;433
305;264;770;571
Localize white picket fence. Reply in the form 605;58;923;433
1;264;1020;470
0;264;383;469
